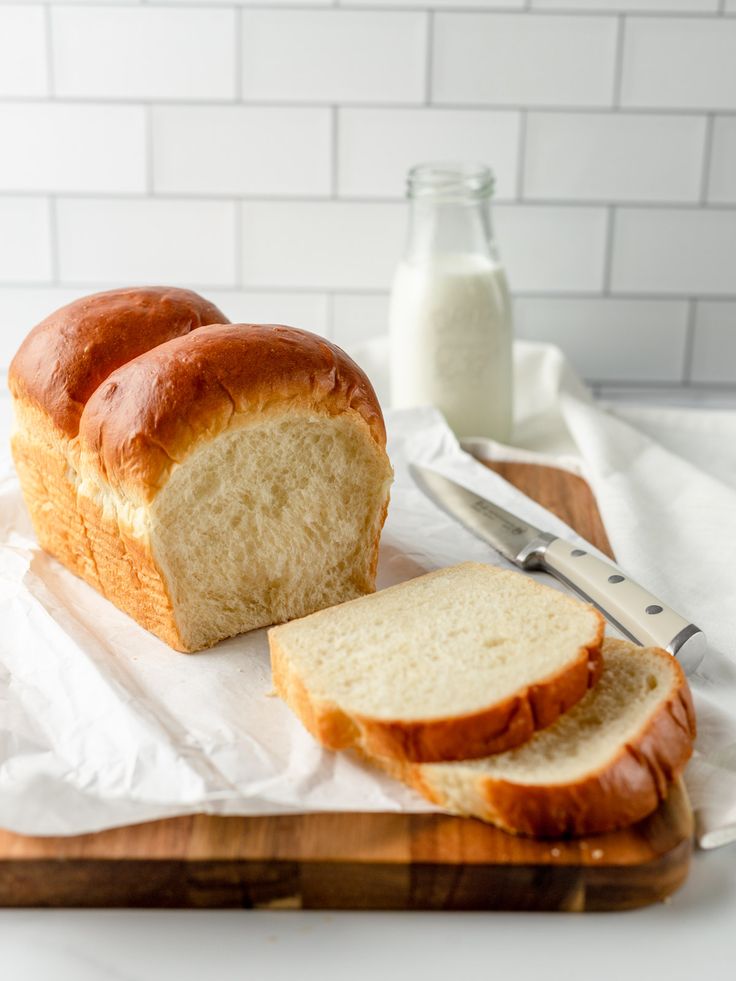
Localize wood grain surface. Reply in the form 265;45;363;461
0;462;693;911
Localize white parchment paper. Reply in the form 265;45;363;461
3;340;736;849
0;402;608;837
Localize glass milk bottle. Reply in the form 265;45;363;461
389;163;513;441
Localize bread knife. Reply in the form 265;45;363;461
410;464;706;675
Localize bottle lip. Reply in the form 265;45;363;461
407;162;495;200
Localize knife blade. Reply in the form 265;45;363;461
410;464;706;675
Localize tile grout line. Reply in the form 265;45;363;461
234;196;243;289
0;279;727;303
682;298;697;384
331;106;339;198
516;110;527;201
2;94;736;116
0;372;717;400
145;104;154;195
43;3;55;100
234;5;242;103
602;206;616;295
48;196;60;287
699;114;715;205
11;191;736;211
424;10;434;107
60;4;731;19
612;14;625;110
326;292;335;341
0;279;733;311
591;381;736;395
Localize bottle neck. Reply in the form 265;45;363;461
402;162;497;264
404;195;497;264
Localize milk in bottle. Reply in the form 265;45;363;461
389;163;513;441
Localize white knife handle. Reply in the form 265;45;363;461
540;538;706;675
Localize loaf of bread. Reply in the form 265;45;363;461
9;286;228;591
390;638;695;837
269;563;604;763
9;288;392;652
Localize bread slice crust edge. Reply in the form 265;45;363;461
269;586;605;764
392;642;697;837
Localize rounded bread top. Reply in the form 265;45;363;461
79;323;387;503
8;286;228;438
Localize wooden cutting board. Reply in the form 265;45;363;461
0;462;693;912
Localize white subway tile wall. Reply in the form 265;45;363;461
708;117;736;204
205;291;329;339
0;1;734;396
0;199;53;284
52;7;237;101
514;298;690;382
240;201;404;290
620;18;736;111
332;294;391;353
691;302;736;384
497;206;609;293
338;109;520;200
611;209;736;295
152;106;332;196
0;104;147;193
240;10;426;104
523;113;706;203
532;2;719;10
56;198;238;286
0;6;47;98
433;14;618;107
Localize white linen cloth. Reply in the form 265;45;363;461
356;338;736;848
1;340;735;847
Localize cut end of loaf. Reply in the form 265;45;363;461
147;409;393;652
269;562;604;763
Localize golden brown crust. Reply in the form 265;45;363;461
8;285;228;647
75;493;188;651
10;291;389;652
408;646;696;837
8;286;228;438
10;402;187;648
269;611;604;764
79;323;387;503
10;412;103;590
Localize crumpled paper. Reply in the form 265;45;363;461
0;400;607;837
3;339;736;848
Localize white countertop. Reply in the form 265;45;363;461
1;839;736;981
3;386;736;978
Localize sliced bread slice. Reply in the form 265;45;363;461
269;562;604;764
385;638;696;837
